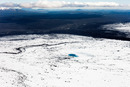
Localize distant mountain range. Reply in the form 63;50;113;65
0;9;130;41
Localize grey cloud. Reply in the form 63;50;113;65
0;2;19;7
0;1;127;9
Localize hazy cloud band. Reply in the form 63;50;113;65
0;1;129;9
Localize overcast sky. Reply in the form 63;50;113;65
0;0;130;4
0;0;130;9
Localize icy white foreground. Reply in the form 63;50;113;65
0;34;130;87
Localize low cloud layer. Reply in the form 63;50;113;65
19;1;120;8
103;23;130;38
0;0;129;9
103;23;130;33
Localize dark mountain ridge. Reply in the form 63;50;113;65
0;9;130;41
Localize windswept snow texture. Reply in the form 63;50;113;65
0;34;130;87
103;23;130;38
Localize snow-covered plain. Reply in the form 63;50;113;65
0;34;130;87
